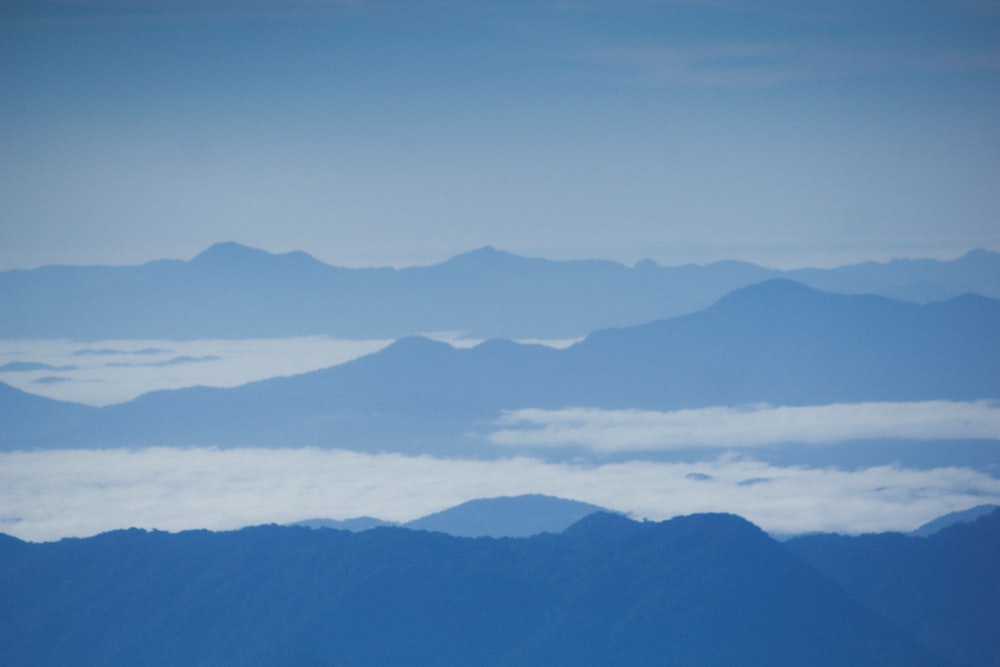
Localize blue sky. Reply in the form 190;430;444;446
2;0;999;269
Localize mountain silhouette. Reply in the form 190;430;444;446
291;516;391;531
0;381;95;447
3;281;999;462
2;242;998;340
293;495;610;537
909;503;1000;537
404;494;609;537
788;507;1000;666
0;512;951;666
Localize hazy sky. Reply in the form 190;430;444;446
2;0;999;269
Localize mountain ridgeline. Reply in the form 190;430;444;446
2;242;999;340
294;494;612;538
3;279;999;464
7;508;998;666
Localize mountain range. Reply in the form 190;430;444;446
4;508;998;666
295;495;996;540
3;279;999;468
2;242;998;340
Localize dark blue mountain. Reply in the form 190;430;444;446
788;508;1000;666
3;281;999;463
2;242;997;340
0;513;950;666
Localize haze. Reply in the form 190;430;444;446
2;0;999;270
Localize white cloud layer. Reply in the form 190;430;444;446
1;447;997;542
0;336;578;406
0;337;392;405
489;401;1000;451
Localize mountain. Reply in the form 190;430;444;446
785;248;1000;303
787;507;1000;667
4;281;1000;462
909;503;1000;537
2;242;998;340
404;494;609;537
0;512;949;666
292;495;610;538
0;381;96;447
291;516;391;531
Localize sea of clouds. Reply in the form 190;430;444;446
2;447;998;542
490;401;1000;451
2;338;998;543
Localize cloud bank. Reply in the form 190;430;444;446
489;401;1000;451
2;447;998;542
0;337;393;405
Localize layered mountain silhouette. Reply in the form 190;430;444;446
788;508;1000;667
1;510;971;666
293;497;996;543
2;242;998;340
3;280;999;464
909;503;1000;537
294;494;611;538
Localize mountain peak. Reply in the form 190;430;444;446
562;511;638;541
384;335;453;352
441;245;524;267
191;242;272;263
405;494;610;538
190;242;325;270
727;278;821;299
957;247;999;263
706;278;850;315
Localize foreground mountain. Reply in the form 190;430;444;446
788;508;1000;667
0;512;952;666
4;281;999;464
2;242;998;340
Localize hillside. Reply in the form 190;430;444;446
0;512;951;666
788;508;1000;666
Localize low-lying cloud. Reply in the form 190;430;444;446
2;447;998;542
0;337;393;405
489;401;1000;452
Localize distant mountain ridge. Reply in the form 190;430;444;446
908;503;999;537
293;496;994;540
293;494;612;538
2;510;973;666
1;242;997;340
3;280;999;463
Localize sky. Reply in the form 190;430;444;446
2;0;1000;270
